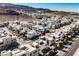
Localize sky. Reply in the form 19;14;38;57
14;3;79;12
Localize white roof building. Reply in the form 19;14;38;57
27;30;37;39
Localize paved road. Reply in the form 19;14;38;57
63;38;79;56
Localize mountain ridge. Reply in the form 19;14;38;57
0;3;78;15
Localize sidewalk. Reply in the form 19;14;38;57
73;47;79;56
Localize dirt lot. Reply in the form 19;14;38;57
0;14;36;22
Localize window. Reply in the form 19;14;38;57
6;40;9;44
0;42;3;45
33;51;37;54
30;53;32;56
40;42;44;45
1;46;4;49
22;54;26;56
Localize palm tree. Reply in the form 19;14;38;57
55;39;63;49
71;32;75;38
67;35;72;40
63;38;68;44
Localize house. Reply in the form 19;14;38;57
32;25;45;32
19;44;38;56
26;30;37;39
0;36;18;51
45;33;59;46
1;50;12;56
12;49;28;56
